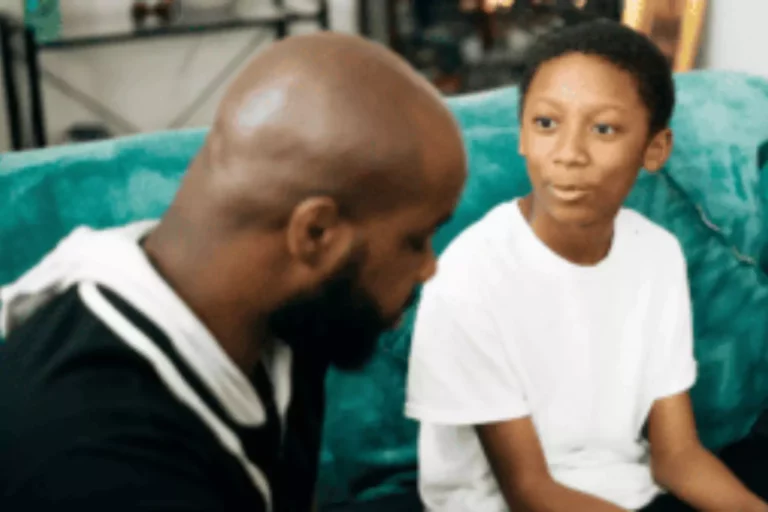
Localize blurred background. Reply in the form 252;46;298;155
0;0;761;152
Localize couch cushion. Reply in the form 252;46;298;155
759;139;768;271
0;129;205;286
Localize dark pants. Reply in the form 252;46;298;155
321;492;422;512
641;433;768;511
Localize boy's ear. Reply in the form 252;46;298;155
643;128;673;173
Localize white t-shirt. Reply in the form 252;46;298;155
405;199;697;512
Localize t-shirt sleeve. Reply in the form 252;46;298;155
405;280;530;426
651;241;698;400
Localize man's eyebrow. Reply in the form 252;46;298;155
435;215;453;229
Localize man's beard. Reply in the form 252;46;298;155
267;254;416;371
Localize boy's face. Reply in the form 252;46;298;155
519;53;672;227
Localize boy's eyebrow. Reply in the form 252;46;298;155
528;96;631;113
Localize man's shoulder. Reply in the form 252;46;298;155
0;285;163;395
0;285;212;458
0;286;256;510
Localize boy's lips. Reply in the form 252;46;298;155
548;184;591;202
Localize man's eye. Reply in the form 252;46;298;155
533;116;557;130
408;236;429;253
593;123;617;135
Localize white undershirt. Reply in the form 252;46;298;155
405;199;697;511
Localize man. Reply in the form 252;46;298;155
0;33;466;511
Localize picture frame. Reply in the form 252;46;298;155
622;0;708;72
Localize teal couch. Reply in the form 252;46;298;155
1;70;768;509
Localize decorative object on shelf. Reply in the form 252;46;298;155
177;0;240;24
131;0;182;28
62;123;113;144
24;0;61;42
130;0;248;27
131;1;150;26
155;0;178;24
622;0;708;72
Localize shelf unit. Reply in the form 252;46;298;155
0;1;328;150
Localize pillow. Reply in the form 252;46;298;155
666;72;768;269
626;169;768;449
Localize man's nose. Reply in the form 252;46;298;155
418;248;438;283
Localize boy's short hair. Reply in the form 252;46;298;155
518;20;675;135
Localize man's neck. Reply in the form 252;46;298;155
520;196;615;266
142;228;269;375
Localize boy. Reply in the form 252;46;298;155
405;20;768;512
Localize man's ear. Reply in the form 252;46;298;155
285;197;355;271
643;127;673;174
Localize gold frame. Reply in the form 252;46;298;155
622;0;708;73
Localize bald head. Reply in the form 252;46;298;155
145;33;467;372
174;32;465;232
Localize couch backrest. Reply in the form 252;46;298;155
2;70;768;505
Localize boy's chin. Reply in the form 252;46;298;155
546;203;606;227
538;197;617;228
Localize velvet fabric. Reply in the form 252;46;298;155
1;71;767;507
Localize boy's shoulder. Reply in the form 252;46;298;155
616;207;686;263
426;200;519;295
437;200;519;264
441;202;685;257
430;203;687;293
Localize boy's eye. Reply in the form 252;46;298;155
533;116;557;130
593;123;617;135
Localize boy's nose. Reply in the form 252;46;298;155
553;128;589;167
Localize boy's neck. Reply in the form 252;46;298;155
519;195;615;266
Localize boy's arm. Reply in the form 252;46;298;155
647;241;766;511
648;391;768;512
477;418;628;512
